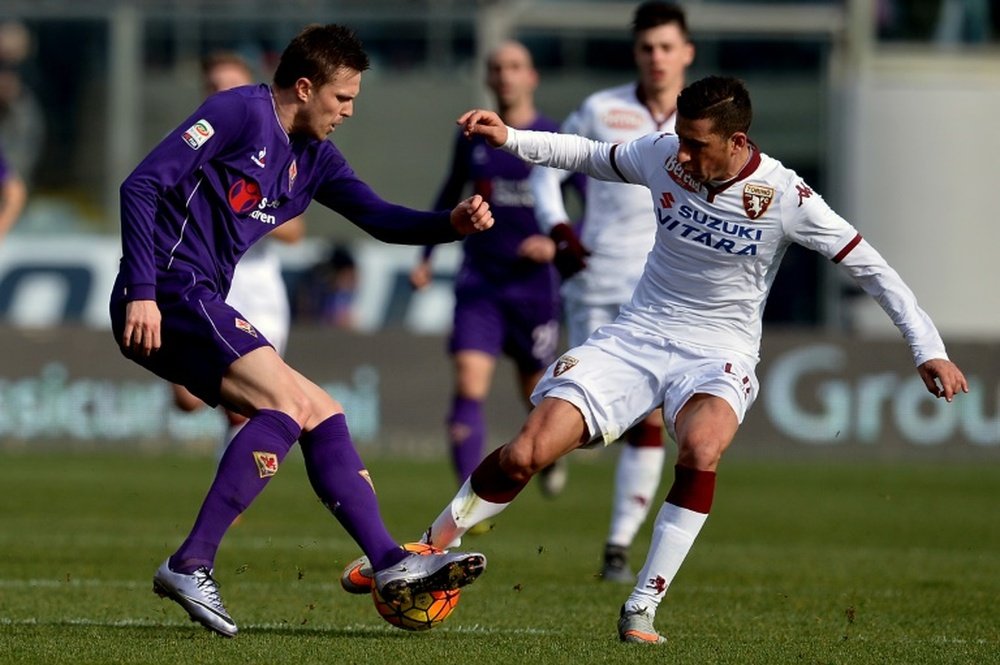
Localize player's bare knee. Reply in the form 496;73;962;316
676;435;724;471
497;438;546;481
266;390;314;428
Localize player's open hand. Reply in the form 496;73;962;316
451;194;493;235
457;109;508;147
122;299;162;357
917;358;969;402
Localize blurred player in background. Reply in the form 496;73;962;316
111;24;490;638
171;52;307;464
0;20;44;185
421;75;968;644
409;41;584;499
530;1;694;581
0;143;26;240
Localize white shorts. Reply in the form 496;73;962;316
532;321;759;444
563;299;622;348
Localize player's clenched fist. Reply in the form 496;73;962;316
457;109;508;147
450;194;493;235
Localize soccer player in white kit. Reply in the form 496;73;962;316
530;0;695;582
420;76;969;644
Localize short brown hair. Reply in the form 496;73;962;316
273;24;370;89
677;75;752;138
632;1;689;39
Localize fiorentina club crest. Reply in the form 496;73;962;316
253;451;279;478
742;183;774;220
234;318;258;337
553;355;579;377
288;160;298;189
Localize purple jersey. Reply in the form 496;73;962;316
432;115;582;283
429;115;580;369
117;83;459;303
0;149;8;183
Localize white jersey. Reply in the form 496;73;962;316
507;128;948;365
531;83;673;305
227;239;291;355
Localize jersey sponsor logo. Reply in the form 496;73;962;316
234;317;258;337
600;108;645;130
656;204;761;256
288;160;298;189
796;182;813;207
249;209;277;225
663;153;701;193
181;119;215;150
742;183;774;220
659;192;675;209
490;178;534;207
253;451;279;478
228;178;263;214
553;355;579;377
251;146;267;168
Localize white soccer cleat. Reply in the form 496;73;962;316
152;558;238;637
374;550;486;608
618;604;665;644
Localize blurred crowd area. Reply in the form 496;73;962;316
0;0;996;330
1;1;996;233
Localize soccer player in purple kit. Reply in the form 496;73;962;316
110;24;490;637
409;41;585;497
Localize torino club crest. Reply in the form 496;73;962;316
742;183;774;220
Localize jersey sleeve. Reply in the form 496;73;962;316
530;163;573;232
432;131;471;210
783;179;948;365
503;127;643;186
118;92;250;300
313;144;460;246
522;100;589;231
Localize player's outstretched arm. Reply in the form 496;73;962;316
450;194;493;235
457;110;508;147
917;358;969;402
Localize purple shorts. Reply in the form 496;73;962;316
449;267;560;373
110;279;272;406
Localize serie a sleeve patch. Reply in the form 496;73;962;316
182;119;215;150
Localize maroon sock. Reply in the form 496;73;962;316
664;464;716;514
469;447;529;504
626;420;663;448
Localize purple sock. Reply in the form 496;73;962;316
300;414;404;571
170;409;301;573
448;395;485;483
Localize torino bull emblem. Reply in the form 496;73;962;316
742;183;774;220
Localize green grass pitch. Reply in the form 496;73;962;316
1;448;997;664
